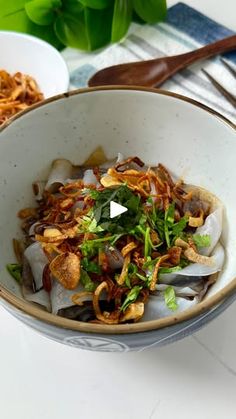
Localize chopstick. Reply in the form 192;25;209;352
220;58;236;79
201;68;236;108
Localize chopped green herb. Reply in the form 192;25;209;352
120;285;143;312
159;266;182;274
164;286;178;311
144;227;151;259
80;234;123;257
81;258;101;274
6;263;22;283
79;213;104;233
172;215;189;237
80;270;97;292
193;234;211;248
164;203;175;247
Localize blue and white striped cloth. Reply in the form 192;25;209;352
62;2;236;123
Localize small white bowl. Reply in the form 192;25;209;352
0;31;69;98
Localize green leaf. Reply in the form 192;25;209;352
0;1;31;33
25;0;61;26
159;266;182;274
81;257;102;274
6;263;22;283
120;285;142;312
172;215;188;238
61;0;84;15
164;286;178;311
79;0;111;9
164;203;175;248
0;1;62;49
54;0;87;48
84;6;113;50
111;0;132;43
54;11;88;49
193;234;211;248
80;269;97;291
133;0;167;23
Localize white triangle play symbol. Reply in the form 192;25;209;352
110;201;128;218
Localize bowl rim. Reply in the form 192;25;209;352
0;85;236;335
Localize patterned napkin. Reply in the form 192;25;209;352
62;2;236;124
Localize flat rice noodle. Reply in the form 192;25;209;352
195;208;223;256
45;159;73;193
159;242;224;283
141;295;197;322
22;255;51;310
156;284;198;297
99;152;124;170
32;181;46;201
28;221;40;238
24;242;48;290
83;169;99;186
50;281;93;314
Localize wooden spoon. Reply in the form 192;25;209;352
88;35;236;88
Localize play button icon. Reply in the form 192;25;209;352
110;201;128;218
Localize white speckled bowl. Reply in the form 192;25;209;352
0;87;236;352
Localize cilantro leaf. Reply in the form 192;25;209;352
120;285;142;312
81;258;101;274
164;203;175;247
172;215;188;237
93;185;142;233
159;266;182;274
164;286;178;311
193;234;211;248
79;213;104;233
80;269;97;292
80;234;123;257
6;263;22;283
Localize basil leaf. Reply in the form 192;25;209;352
80;269;97;292
0;1;31;33
61;0;84;15
193;234;211;248
54;0;86;48
111;0;132;43
79;0;111;9
54;11;88;49
0;0;28;18
25;0;62;26
120;285;142;312
164;285;178;311
84;6;113;50
133;0;167;23
6;263;22;283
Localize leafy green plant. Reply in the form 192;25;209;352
0;0;167;51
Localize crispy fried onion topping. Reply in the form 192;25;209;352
149;255;170;291
93;281;145;324
175;238;214;266
49;252;80;289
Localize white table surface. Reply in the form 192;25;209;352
1;2;236;418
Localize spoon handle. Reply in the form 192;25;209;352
166;35;236;70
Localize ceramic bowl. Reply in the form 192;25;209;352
0;31;69;98
0;87;236;352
